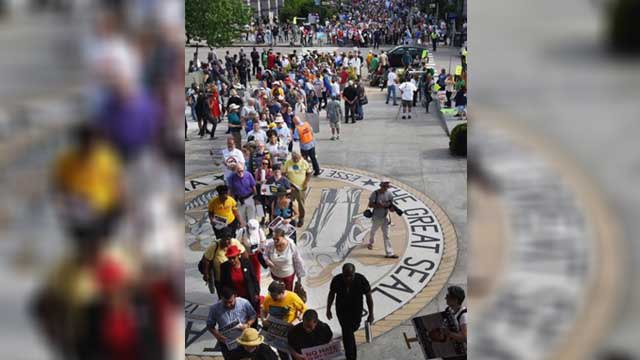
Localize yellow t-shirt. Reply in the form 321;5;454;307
263;290;307;324
283;159;311;189
53;142;122;213
204;238;246;281
207;196;237;224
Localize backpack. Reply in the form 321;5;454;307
197;242;219;276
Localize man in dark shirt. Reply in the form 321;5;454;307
288;310;333;360
341;81;358;124
326;263;374;360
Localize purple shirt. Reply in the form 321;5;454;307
96;90;160;158
229;172;257;198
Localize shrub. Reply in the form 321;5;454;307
449;123;467;156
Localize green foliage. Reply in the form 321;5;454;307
279;0;337;23
608;0;640;53
280;0;315;23
186;0;252;47
449;123;467;156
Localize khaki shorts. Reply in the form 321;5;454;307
329;120;341;130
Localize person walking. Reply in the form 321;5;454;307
228;328;279;360
222;137;245;185
283;152;311;227
201;228;247;295
293;116;321;176
385;68;398;105
262;228;306;291
326;263;374;360
441;286;468;360
262;281;307;360
287;310;333;360
219;245;261;312
228;163;257;231
367;180;399;258
208;185;244;240
206;287;257;359
227;104;243;148
326;95;343;141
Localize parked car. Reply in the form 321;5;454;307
387;45;430;68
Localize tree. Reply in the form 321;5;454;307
186;0;252;48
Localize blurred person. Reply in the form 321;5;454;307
228;328;278;360
326;263;374;360
287;309;333;360
367;180;399;258
262;281;307;360
227;103;243;148
355;79;366;121
247;121;268;145
236;219;267;280
201;228;247;296
208;84;224;139
441;286;467;358
386;68;398;105
445;73;455;108
274;114;293;154
271;194;299;243
219;245;261;312
206;287;257;359
342;80;358;124
195;87;212;137
267;125;288;166
208;184;244;240
283;152;311;227
249;141;269;175
398;75;418;119
52;124;123;250
222;137;245;185
262;228;306;291
326;95;343;140
228;163;257;224
454;87;467;119
293;116;320;176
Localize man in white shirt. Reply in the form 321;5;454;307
247;121;268;145
386;68;398;106
398;75;418;119
222;137;245;185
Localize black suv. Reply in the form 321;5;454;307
387;45;429;68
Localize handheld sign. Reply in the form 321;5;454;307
301;340;346;360
410;312;466;359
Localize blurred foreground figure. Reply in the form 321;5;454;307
31;123;177;359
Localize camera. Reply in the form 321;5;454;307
389;204;404;216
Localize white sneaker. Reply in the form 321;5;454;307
336;135;340;140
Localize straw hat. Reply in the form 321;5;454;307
236;328;265;347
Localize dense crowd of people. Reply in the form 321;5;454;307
185;44;467;359
244;0;467;50
185;1;468;357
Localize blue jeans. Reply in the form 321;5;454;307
356;102;364;119
386;85;397;104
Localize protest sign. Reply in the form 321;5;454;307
263;317;291;351
411;312;466;359
219;320;243;351
301;340;346;360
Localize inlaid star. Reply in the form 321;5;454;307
362;179;377;187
